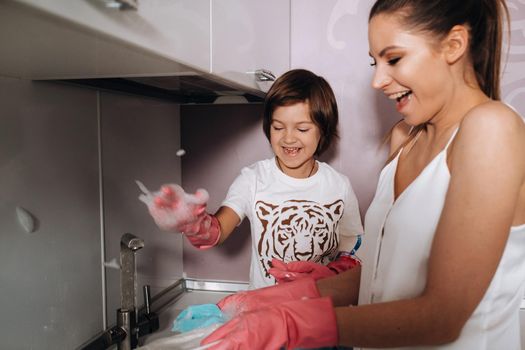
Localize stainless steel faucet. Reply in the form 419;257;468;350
79;233;159;350
118;233;144;350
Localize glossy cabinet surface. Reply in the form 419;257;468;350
11;0;211;74
2;0;289;92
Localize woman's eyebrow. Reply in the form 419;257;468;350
370;45;403;58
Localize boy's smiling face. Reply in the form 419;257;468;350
270;101;321;178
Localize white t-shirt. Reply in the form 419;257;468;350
222;157;364;289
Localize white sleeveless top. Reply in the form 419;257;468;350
359;129;525;349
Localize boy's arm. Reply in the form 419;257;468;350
214;206;241;244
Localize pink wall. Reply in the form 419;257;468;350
503;1;525;113
182;0;525;282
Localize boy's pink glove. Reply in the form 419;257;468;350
217;277;320;316
201;297;338;350
269;255;360;283
137;181;220;249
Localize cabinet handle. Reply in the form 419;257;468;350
103;0;139;10
253;69;276;82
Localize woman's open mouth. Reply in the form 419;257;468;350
389;90;412;111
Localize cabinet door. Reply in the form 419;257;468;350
211;0;290;91
6;0;210;78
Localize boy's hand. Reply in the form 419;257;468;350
138;182;220;249
269;255;360;283
269;259;335;283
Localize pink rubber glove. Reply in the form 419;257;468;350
269;255;360;283
202;297;338;350
137;182;220;249
217;277;320;317
327;254;361;273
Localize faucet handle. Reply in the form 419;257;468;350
121;233;144;251
143;285;151;315
137;285;160;338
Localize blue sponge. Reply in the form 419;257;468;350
172;303;227;333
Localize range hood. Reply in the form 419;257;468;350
63;74;266;104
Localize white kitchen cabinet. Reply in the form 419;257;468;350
1;0;209;79
18;0;211;72
1;0;289;93
211;0;291;91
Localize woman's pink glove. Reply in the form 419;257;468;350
217;277;320;316
269;255;360;283
137;182;220;249
201;297;338;350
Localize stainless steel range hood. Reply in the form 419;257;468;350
63;74;265;104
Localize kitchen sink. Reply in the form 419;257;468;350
138;279;248;349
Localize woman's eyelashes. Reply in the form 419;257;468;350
388;57;401;65
369;56;401;67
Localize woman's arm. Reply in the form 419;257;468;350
317;267;361;306
336;104;525;348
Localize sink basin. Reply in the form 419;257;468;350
140;289;231;345
138;278;248;349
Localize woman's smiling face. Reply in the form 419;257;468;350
368;13;452;125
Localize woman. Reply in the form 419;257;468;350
201;0;525;349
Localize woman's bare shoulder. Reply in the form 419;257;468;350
460;101;525;139
453;101;525;173
464;100;523;125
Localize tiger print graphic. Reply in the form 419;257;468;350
255;199;345;280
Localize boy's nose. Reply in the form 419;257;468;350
283;130;297;143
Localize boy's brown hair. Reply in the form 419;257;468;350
262;69;339;156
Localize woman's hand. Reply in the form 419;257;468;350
202;297;338;350
217;277;320;317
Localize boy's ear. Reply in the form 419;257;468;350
442;24;469;64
